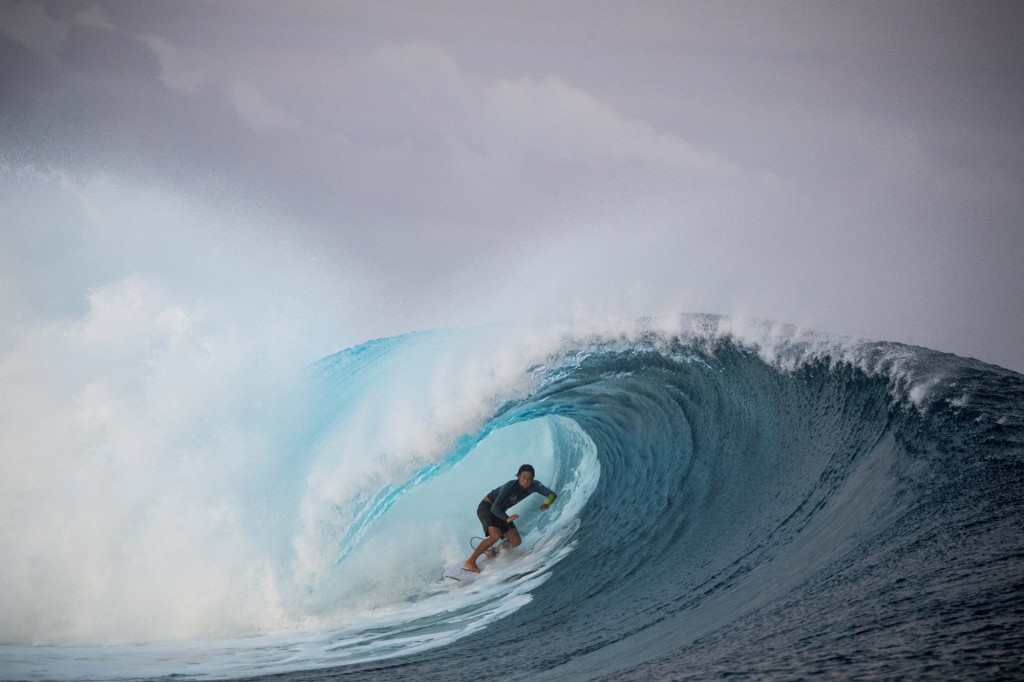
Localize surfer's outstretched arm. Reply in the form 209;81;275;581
535;485;557;510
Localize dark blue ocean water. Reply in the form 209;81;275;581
3;318;1022;680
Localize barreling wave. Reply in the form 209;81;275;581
3;315;1022;680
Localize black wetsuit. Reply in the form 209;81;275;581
477;479;557;537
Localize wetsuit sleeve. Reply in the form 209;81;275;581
532;481;557;505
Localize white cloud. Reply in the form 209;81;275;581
0;0;70;61
73;4;114;31
0;1;115;61
330;42;730;176
483;75;734;175
229;81;302;132
139;34;205;92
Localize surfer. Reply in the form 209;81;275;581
463;464;557;573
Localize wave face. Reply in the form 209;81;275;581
3;317;1023;680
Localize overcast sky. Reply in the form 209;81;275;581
2;0;1023;372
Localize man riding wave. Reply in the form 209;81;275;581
463;464;557;573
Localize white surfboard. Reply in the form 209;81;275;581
444;556;492;583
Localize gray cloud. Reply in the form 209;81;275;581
2;0;1022;371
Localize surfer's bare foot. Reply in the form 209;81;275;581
463;560;480;573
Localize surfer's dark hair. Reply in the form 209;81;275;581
518;464;535;476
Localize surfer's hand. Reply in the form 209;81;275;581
507;514;519;523
539;504;549;511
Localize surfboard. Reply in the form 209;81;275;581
444;556;492;583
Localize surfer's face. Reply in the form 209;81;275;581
518;471;534;487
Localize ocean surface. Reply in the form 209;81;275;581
2;316;1022;680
